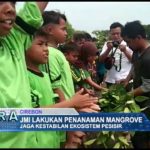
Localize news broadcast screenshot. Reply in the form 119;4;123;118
0;1;150;149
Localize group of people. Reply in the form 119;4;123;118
0;2;150;148
99;21;150;148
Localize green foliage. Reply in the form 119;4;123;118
84;139;96;146
66;22;75;42
68;23;150;49
91;24;150;50
84;84;147;149
135;96;149;102
92;30;109;50
99;84;141;113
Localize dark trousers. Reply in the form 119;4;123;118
131;131;150;148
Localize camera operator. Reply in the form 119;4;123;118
99;22;133;89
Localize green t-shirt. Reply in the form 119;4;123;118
42;47;75;100
83;69;91;89
70;65;91;90
41;47;75;143
0;2;43;148
27;69;60;148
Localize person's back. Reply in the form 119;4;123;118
0;2;48;148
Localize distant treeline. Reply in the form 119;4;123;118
66;22;150;50
92;24;150;50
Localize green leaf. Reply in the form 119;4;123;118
84;139;96;146
124;107;130;113
112;95;120;100
135;96;149;102
126;100;134;104
99;98;107;103
96;134;108;145
112;105;124;112
113;142;121;148
96;139;102;145
126;93;134;99
101;91;108;95
118;136;129;146
130;131;135;137
102;131;109;135
100;101;109;107
110;133;115;141
129;103;141;113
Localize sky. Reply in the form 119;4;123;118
16;2;150;35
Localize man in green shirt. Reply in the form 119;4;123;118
0;2;48;148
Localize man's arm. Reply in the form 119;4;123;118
125;65;133;84
131;77;150;96
99;41;113;62
123;49;132;61
132;87;144;96
119;45;133;62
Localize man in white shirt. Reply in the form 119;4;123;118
99;22;133;88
